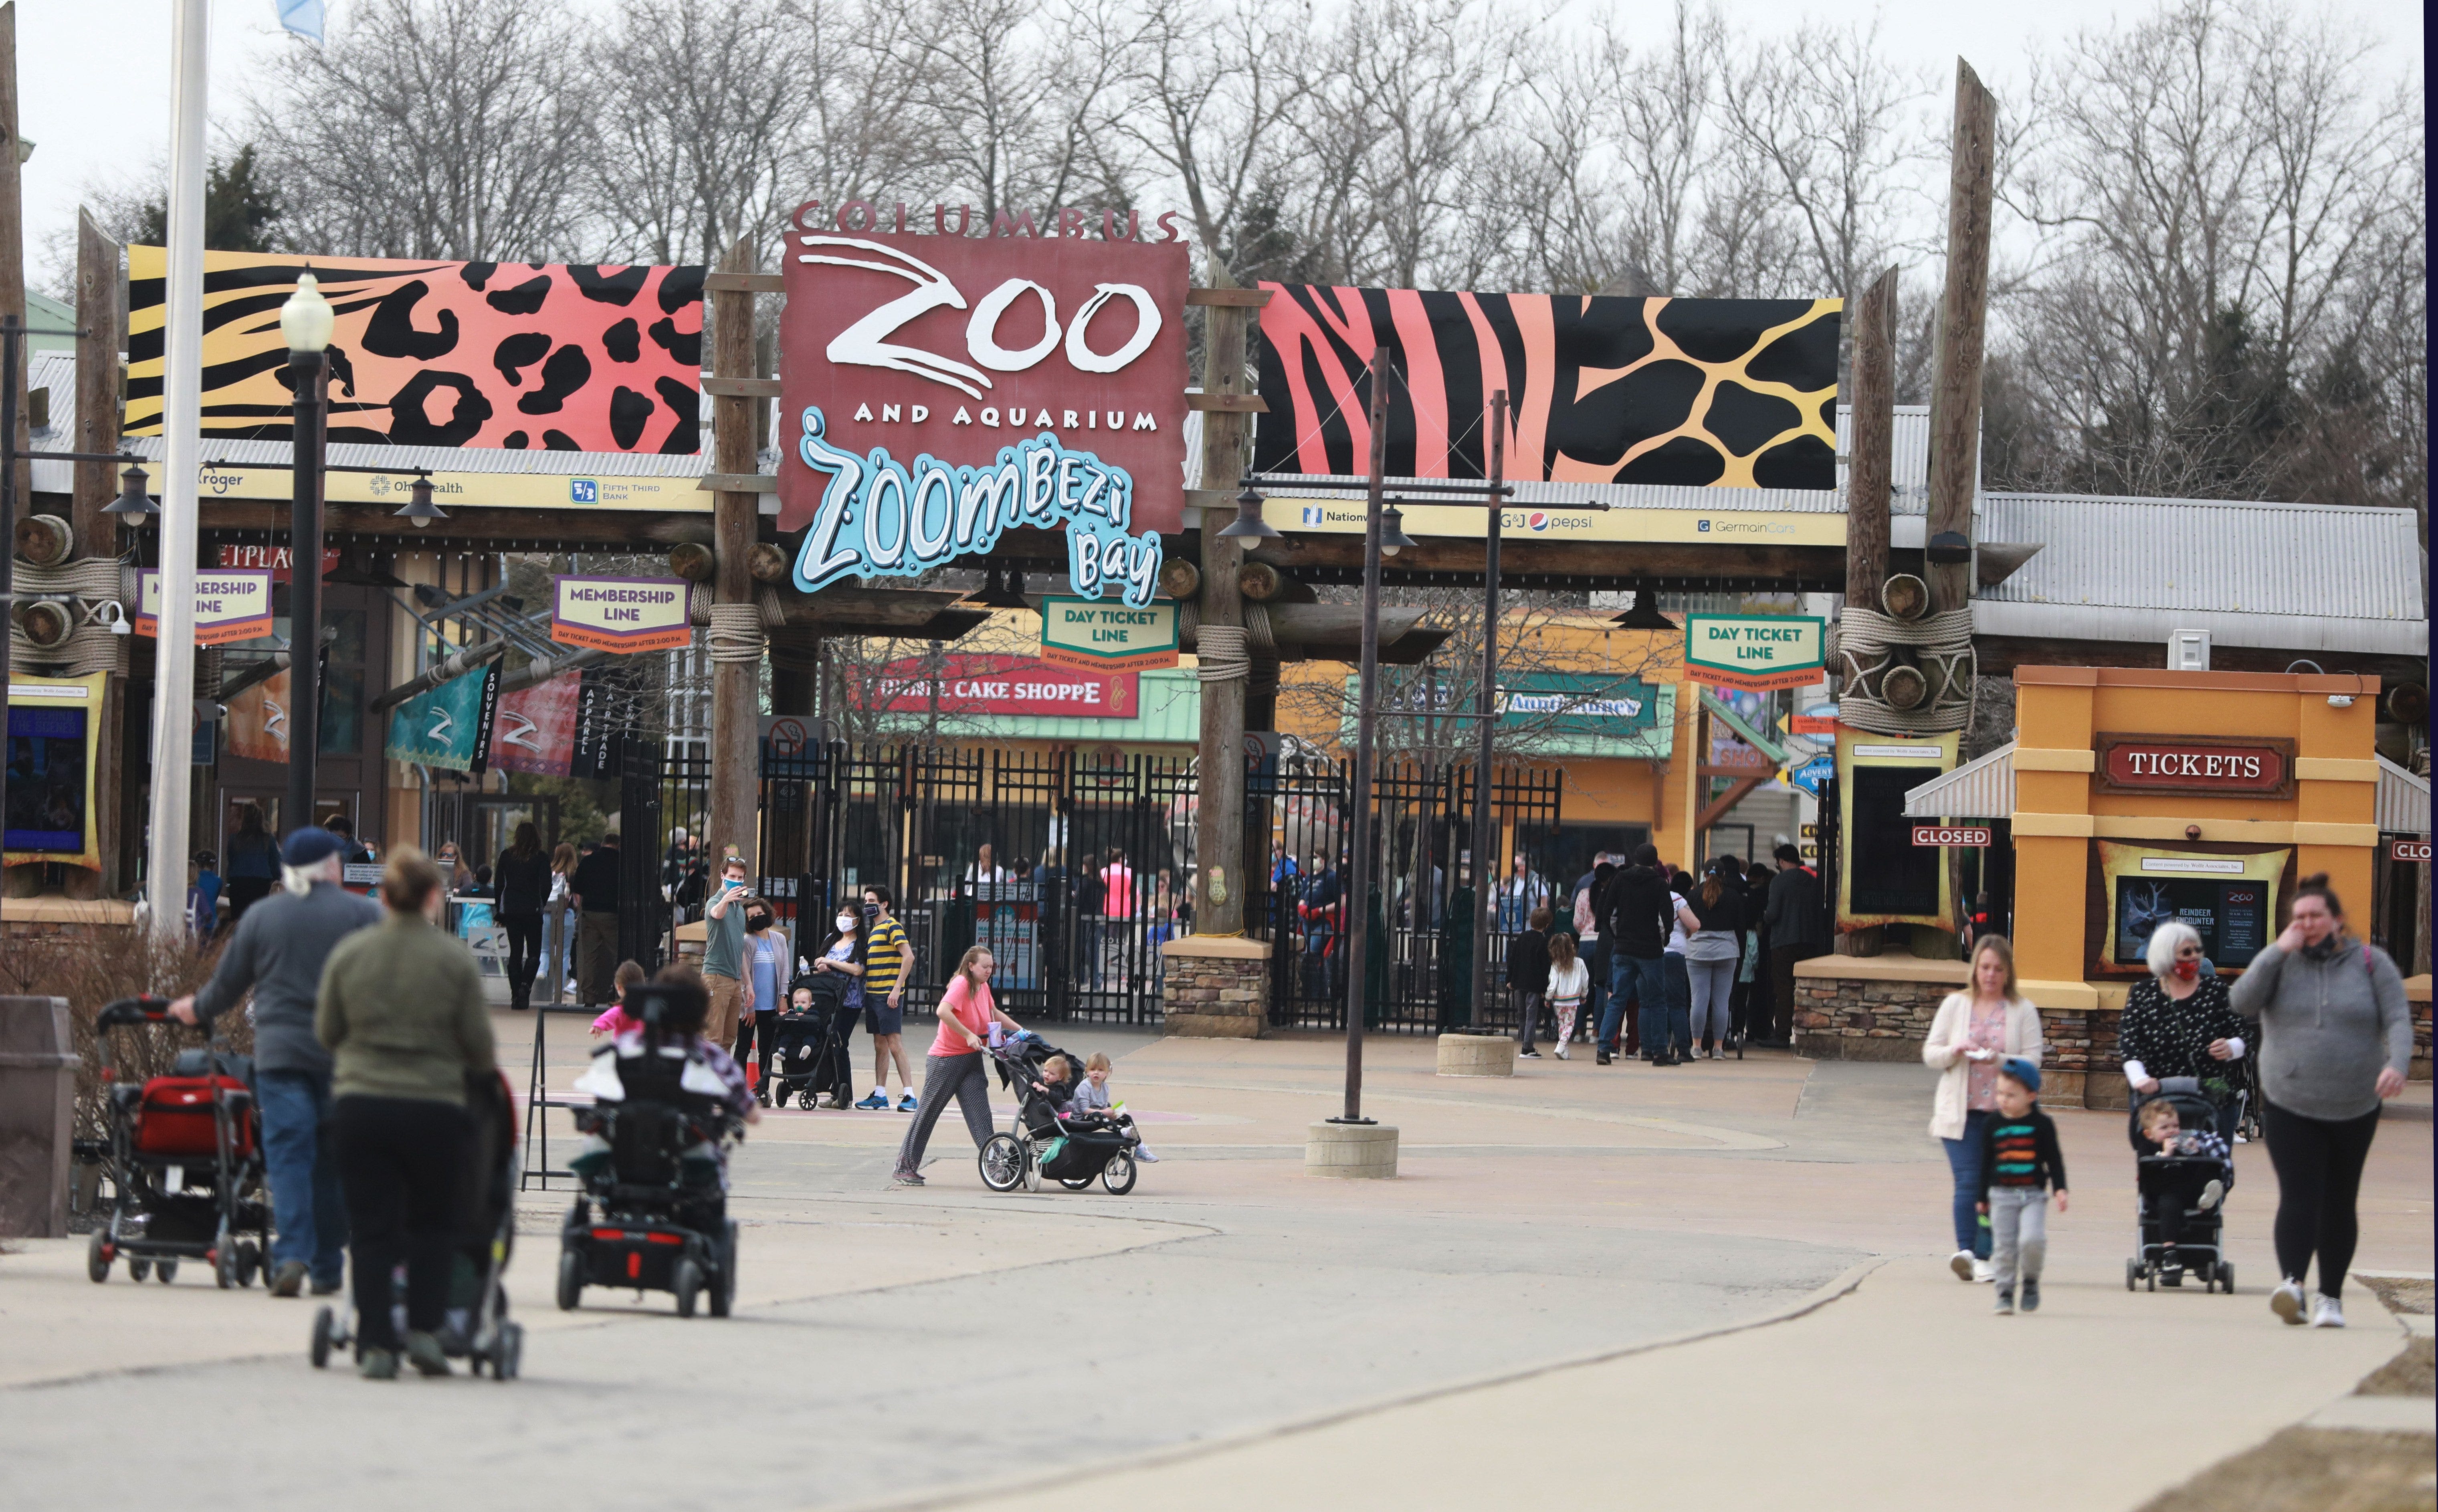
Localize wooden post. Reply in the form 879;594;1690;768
1193;271;1252;937
708;238;761;876
1925;61;1996;615
0;5;24;509
75;210;126;896
1845;267;1898;614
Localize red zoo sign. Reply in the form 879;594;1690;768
2394;840;2433;864
1912;825;1992;848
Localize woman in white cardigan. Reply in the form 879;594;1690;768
1922;935;2044;1283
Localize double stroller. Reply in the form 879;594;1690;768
559;984;745;1318
85;996;270;1289
977;1034;1141;1196
770;970;857;1110
2125;1076;2242;1294
309;1067;527;1379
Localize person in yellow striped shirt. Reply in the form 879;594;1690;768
853;884;919;1112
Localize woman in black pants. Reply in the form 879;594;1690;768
315;848;497;1379
493;822;552;1011
2229;875;2410;1330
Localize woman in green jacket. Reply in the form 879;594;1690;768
316;846;498;1379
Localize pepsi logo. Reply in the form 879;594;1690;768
1525;511;1551;531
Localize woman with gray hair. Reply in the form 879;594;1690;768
2119;921;2248;1137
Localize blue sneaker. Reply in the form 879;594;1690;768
897;1092;919;1113
853;1090;890;1111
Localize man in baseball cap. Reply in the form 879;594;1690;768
170;827;383;1296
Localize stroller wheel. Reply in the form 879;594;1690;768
672;1260;703;1319
129;1257;151;1283
979;1135;1025;1193
155;1260;177;1284
709;1221;737;1319
2125;1258;2139;1292
236;1241;262;1288
2217;1261;2235;1294
1058;1176;1093;1191
496;1321;524;1381
798;1090;815;1111
311;1306;335;1369
214;1241;239;1290
556;1249;585;1312
1102;1151;1139;1196
86;1232;110;1284
2145;1268;2157;1292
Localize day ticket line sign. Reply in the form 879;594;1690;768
1684;613;1827;692
551;575;691;653
1038;596;1179;672
136;569;273;646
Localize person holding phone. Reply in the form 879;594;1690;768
701;856;755;1053
1923;935;2043;1285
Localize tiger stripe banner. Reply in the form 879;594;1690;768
126;247;706;453
1253;286;1840;489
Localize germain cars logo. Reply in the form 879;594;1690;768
1301;504;1324;527
1698;519;1711;532
571;479;600;504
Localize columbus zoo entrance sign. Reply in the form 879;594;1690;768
777;214;1190;607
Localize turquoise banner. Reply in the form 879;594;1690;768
384;665;500;775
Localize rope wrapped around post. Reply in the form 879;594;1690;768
707;600;767;665
1195;623;1250;683
1834;606;1975;735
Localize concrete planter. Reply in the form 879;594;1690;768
1434;1032;1514;1078
1306;1120;1398;1178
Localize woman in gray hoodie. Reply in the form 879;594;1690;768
2229;874;2410;1330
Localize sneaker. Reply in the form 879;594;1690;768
1951;1250;1977;1282
403;1331;452;1378
2198;1179;2224;1210
892;1170;926;1187
854;1090;891;1111
2020;1280;2041;1313
310;1275;343;1297
1554;1044;1569;1060
2270;1277;2308;1325
269;1260;308;1298
2310;1294;2346;1328
1971;1258;1996;1284
359;1347;400;1381
897;1093;919;1113
1596;1051;1612;1066
1994;1288;2015;1315
1519;1048;1542;1059
1135;1146;1161;1163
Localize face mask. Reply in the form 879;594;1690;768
836;917;856;933
2172;959;2199;981
862;903;881;918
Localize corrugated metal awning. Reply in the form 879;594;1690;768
1904;742;2015;820
2378;755;2429;836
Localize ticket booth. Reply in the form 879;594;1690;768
2006;667;2381;999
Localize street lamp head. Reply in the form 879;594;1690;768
1610;583;1676;632
280;267;336;355
395;472;446;527
970;563;1029;609
1218;482;1282;540
1380;504;1417;557
105;460;160;516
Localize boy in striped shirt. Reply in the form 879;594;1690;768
853;884;919;1112
1978;1058;2069;1314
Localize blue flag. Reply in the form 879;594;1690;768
276;0;325;43
385;665;500;775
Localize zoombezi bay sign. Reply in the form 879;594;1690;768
778;219;1189;608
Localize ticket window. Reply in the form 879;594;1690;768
5;705;91;855
2095;843;2291;978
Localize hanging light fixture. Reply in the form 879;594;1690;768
394;472;446;527
323;547;407;588
971;563;1029;609
1380;503;1417;557
1610;581;1676;630
105;460;159;516
1216;481;1281;539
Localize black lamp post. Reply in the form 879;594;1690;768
281;269;335;837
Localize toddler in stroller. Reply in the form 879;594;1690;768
771;974;858;1109
978;1036;1142;1195
2127;1078;2238;1293
561;973;755;1318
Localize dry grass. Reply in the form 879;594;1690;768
2356;1339;2437;1398
2138;1428;2436;1512
0;925;232;1143
2365;1276;2436;1317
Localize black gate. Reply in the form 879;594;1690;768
1251;756;1565;1033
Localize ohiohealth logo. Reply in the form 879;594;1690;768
570;479;599;503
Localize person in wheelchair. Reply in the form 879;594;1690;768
571;966;758;1221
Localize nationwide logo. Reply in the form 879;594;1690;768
1302;504;1325;527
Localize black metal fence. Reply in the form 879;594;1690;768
616;740;1564;1034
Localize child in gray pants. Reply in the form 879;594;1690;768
1977;1058;2069;1314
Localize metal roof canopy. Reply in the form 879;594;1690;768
1903;742;2016;820
2378;755;2429;836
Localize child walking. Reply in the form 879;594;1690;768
1546;932;1590;1061
1979;1058;2068;1314
1509;905;1554;1058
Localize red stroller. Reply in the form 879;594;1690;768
85;996;270;1289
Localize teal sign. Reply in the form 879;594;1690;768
1497;674;1659;737
1790;755;1836;796
385;665;500;775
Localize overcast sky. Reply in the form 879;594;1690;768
19;0;2427;289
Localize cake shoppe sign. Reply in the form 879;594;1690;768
777;203;1188;608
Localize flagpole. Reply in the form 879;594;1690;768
145;0;209;943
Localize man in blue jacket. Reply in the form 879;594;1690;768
170;828;383;1297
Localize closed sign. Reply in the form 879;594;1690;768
1911;825;1991;847
2394;840;2432;864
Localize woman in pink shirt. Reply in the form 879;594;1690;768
893;946;1026;1186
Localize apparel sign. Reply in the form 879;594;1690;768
847;653;1139;719
1683;614;1828;692
2094;734;2293;798
1038;596;1180;671
778;226;1187;606
551;575;692;653
136;569;274;645
383;663;501;775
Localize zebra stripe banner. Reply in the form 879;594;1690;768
1253;286;1840;489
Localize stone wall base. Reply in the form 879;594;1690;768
1306;1120;1398;1178
1159;937;1271;1040
1435;1033;1514;1077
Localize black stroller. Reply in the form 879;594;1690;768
2125;1076;2242;1294
977;1035;1140;1196
310;1067;526;1378
771;971;857;1110
87;996;269;1289
557;983;745;1318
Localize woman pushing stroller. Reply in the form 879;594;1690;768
894;947;1027;1187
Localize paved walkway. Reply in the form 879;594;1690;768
1;1016;2426;1508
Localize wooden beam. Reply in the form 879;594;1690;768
695;472;776;492
1186;286;1273;307
1193;261;1253;937
703;271;784;293
1845;266;1897;614
701;376;781;399
1185;391;1267;413
1927;60;1996;615
1696;776;1765;832
710;238;761;876
73;210;123;555
0;4;26;507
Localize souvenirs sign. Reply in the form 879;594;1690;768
136;568;274;646
779;216;1187;606
551;575;691;653
1038;596;1180;672
1684;614;1828;692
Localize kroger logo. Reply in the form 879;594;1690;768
571;479;600;504
1301;505;1324;527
